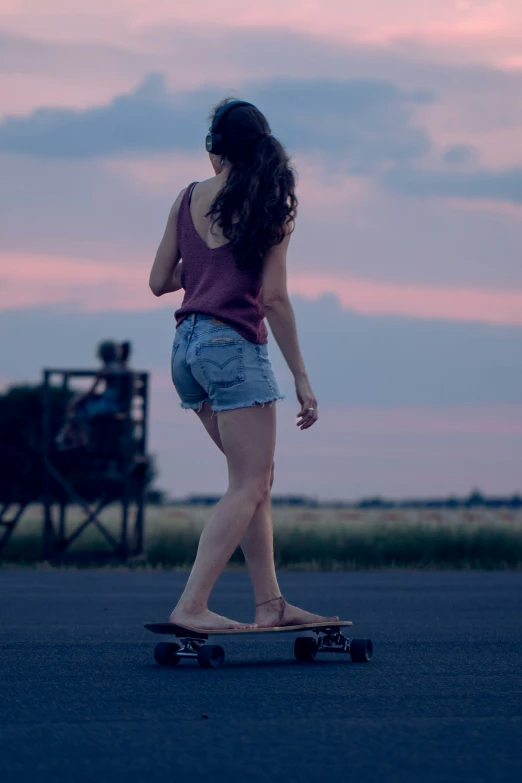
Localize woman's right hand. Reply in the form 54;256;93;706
294;373;318;430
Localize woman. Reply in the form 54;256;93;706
149;98;338;631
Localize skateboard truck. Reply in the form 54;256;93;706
293;626;373;663
310;627;372;661
154;636;226;668
174;637;207;658
316;627;352;653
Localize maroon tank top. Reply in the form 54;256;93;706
174;182;268;344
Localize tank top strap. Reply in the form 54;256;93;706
178;182;198;235
187;181;198;207
180;182;198;213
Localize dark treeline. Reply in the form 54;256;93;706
158;489;522;509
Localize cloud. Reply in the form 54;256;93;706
442;144;478;166
2;151;522;292
4;64;522;204
0;73;199;158
2;26;522;302
3;1;522;68
0;150;174;260
256;78;432;172
0;71;432;172
4;247;522;326
0;31;140;77
289;171;522;288
3;21;522;138
1;295;521;408
384;164;522;203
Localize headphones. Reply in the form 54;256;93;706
205;100;257;155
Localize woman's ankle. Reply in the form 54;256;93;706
174;599;207;615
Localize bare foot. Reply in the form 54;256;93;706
169;607;255;631
255;596;339;628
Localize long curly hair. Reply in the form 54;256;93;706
206;98;298;273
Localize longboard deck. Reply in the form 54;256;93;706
145;620;352;639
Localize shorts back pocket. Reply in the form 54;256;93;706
196;337;245;388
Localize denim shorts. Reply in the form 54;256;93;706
171;313;285;415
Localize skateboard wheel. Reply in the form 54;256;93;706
197;644;225;668
294;637;318;662
154;642;181;666
349;639;373;662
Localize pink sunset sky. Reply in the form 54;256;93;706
1;0;521;498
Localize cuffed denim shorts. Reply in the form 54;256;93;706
171;313;286;415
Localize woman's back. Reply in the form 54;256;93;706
187;177;232;250
174;180;269;344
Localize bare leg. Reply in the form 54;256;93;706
192;403;339;628
194;403;280;601
170;402;276;631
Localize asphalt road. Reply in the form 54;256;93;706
1;569;521;783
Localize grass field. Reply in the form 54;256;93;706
2;503;522;569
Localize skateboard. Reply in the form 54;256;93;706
144;620;373;668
